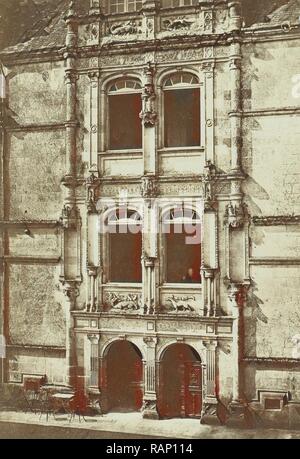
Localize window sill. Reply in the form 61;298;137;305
160;283;202;290
158;147;205;153
102;282;142;288
101;150;143;156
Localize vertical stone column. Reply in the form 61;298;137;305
63;282;79;387
141;175;158;314
229;37;242;173
87;334;100;388
201;340;221;425
142;337;159;419
201;61;215;165
226;282;249;427
86;169;101;312
60;3;81;389
141;62;157;175
201;161;218;316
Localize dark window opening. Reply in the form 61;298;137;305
109;225;142;283
164;88;200;148
264;399;281;410
109;93;142;150
165;224;201;283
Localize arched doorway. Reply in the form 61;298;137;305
158;343;202;419
104;340;143;412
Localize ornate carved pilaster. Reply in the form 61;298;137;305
87;334;100;388
63;281;80;387
142;336;159;419
201;268;217;317
142;254;156;314
142;1;158;40
229;36;242;173
141;174;158;314
201;340;222;425
141;63;157;175
88;71;100;167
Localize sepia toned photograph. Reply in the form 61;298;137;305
0;0;300;442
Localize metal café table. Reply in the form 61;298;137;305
51;392;75;419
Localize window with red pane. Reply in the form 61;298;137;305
163;207;202;284
107;209;142;283
163;72;201;148
108;79;142;150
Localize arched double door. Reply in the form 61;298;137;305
102;340;143;413
158;343;202;419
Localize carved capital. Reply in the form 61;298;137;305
227;282;249;309
62;280;80;308
224;202;247;228
64;70;78;85
143;336;157;346
87;334;100;344
60;203;80;229
141;175;158;199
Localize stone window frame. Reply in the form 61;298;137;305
157;70;205;152
102;205;143;286
159;203;203;288
106;0;143;14
105;76;143;153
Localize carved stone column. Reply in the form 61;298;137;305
86;168;101;312
201;340;222;425
87;334;100;389
142;337;159;419
63;281;79;387
229;37;242;173
141;175;158;314
140;63;157;175
226;282;249;427
201;161;219;316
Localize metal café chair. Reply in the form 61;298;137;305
23;377;44;414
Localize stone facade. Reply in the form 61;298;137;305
0;0;300;428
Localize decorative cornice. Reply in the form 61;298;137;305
0;256;60;264
0;220;59;229
252;216;300;226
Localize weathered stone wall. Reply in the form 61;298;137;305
242;37;300;401
8;264;65;347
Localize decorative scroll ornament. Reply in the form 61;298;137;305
109;20;142;36
224;202;247;228
105;292;142;312
202;160;216;210
141;174;158;199
140;62;157;127
167;295;195;313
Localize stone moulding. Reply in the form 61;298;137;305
252;215;300;226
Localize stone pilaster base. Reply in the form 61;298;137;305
142;399;159;420
200;398;224;425
226;400;248;428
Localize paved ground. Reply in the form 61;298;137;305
0;422;159;439
0;411;300;439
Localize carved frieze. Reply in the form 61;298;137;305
106;20;143;39
105;292;142;313
162;16;196;32
166;295;196;314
